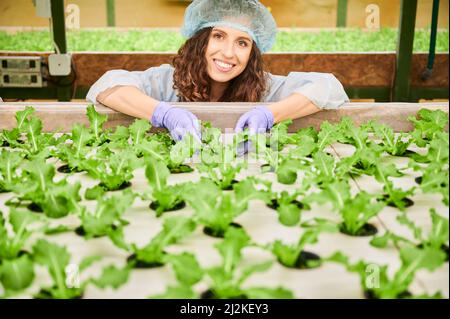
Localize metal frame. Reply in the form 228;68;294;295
337;0;348;28
422;0;440;80
392;0;418;102
107;0;116;27
50;0;72;101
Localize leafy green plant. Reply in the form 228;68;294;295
7;159;82;218
269;191;305;227
149;252;203;299
371;209;449;258
77;189;135;239
337;117;371;148
134;132;198;174
198;138;245;190
183;178;260;237
0;209;41;261
275;157;303;185
127;216;196;268
267;219;338;269
409;132;449;205
408;108;449;147
327;246;446;299
263;178;311;227
267;119;297;151
0;150;23;193
1;106;35;148
1;28;448;52
204;227;294;299
86;104;110;146
373;163;415;211
32;239;130;299
305;180;351;212
167;133;200;173
335;142;384;177
306;181;384;236
53;123;93;173
2;106;63;159
308;151;338;185
315;121;342;152
84;150;141;199
249;132;313;185
0;254;35;297
366;120;413;156
338;191;385;236
144;156;185;216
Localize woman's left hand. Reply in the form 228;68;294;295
234;106;274;155
234;105;274;134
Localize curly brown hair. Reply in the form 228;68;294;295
172;27;268;102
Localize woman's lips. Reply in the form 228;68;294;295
213;59;235;73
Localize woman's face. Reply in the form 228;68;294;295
205;26;253;84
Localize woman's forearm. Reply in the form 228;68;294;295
267;93;321;124
97;85;160;121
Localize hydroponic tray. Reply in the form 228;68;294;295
0;102;448;299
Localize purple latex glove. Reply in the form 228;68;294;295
151;101;201;142
234;106;274;156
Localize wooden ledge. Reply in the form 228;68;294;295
0;102;448;133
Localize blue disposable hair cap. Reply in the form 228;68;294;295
181;0;277;53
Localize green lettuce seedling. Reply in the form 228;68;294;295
198;138;245;190
149;252;203;299
0;150;23;192
84;150;141;199
366;120;413;156
306;180;385;236
183;178;260;237
204;227;294;299
32;239;130;299
168;133;200;172
0;209;41;261
264;178;311;227
371;209;449;257
327;246;446;298
86;104;110;146
409;132;449;205
53;123;93;173
373;162;415;211
8;159;82;218
408;108;449;147
78;189;135;239
316;121;342;152
2;107;39;149
268;218;337;269
127;216;196;267
267;119;297;151
0;254;35;297
338;191;385;236
144;156;185;215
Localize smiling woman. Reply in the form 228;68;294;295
173;26;266;103
86;0;349;147
206;27;254;101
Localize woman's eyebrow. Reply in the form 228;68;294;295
213;28;252;42
237;36;252;42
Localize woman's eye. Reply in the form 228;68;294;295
239;41;248;47
214;33;223;39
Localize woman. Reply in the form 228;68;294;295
87;0;349;145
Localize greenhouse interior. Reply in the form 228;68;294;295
0;0;449;306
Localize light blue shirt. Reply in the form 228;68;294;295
86;64;349;109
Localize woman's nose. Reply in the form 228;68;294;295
222;40;235;58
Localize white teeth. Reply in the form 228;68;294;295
215;60;233;69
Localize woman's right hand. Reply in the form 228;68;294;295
151;101;202;142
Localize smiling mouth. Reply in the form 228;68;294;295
213;59;235;72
